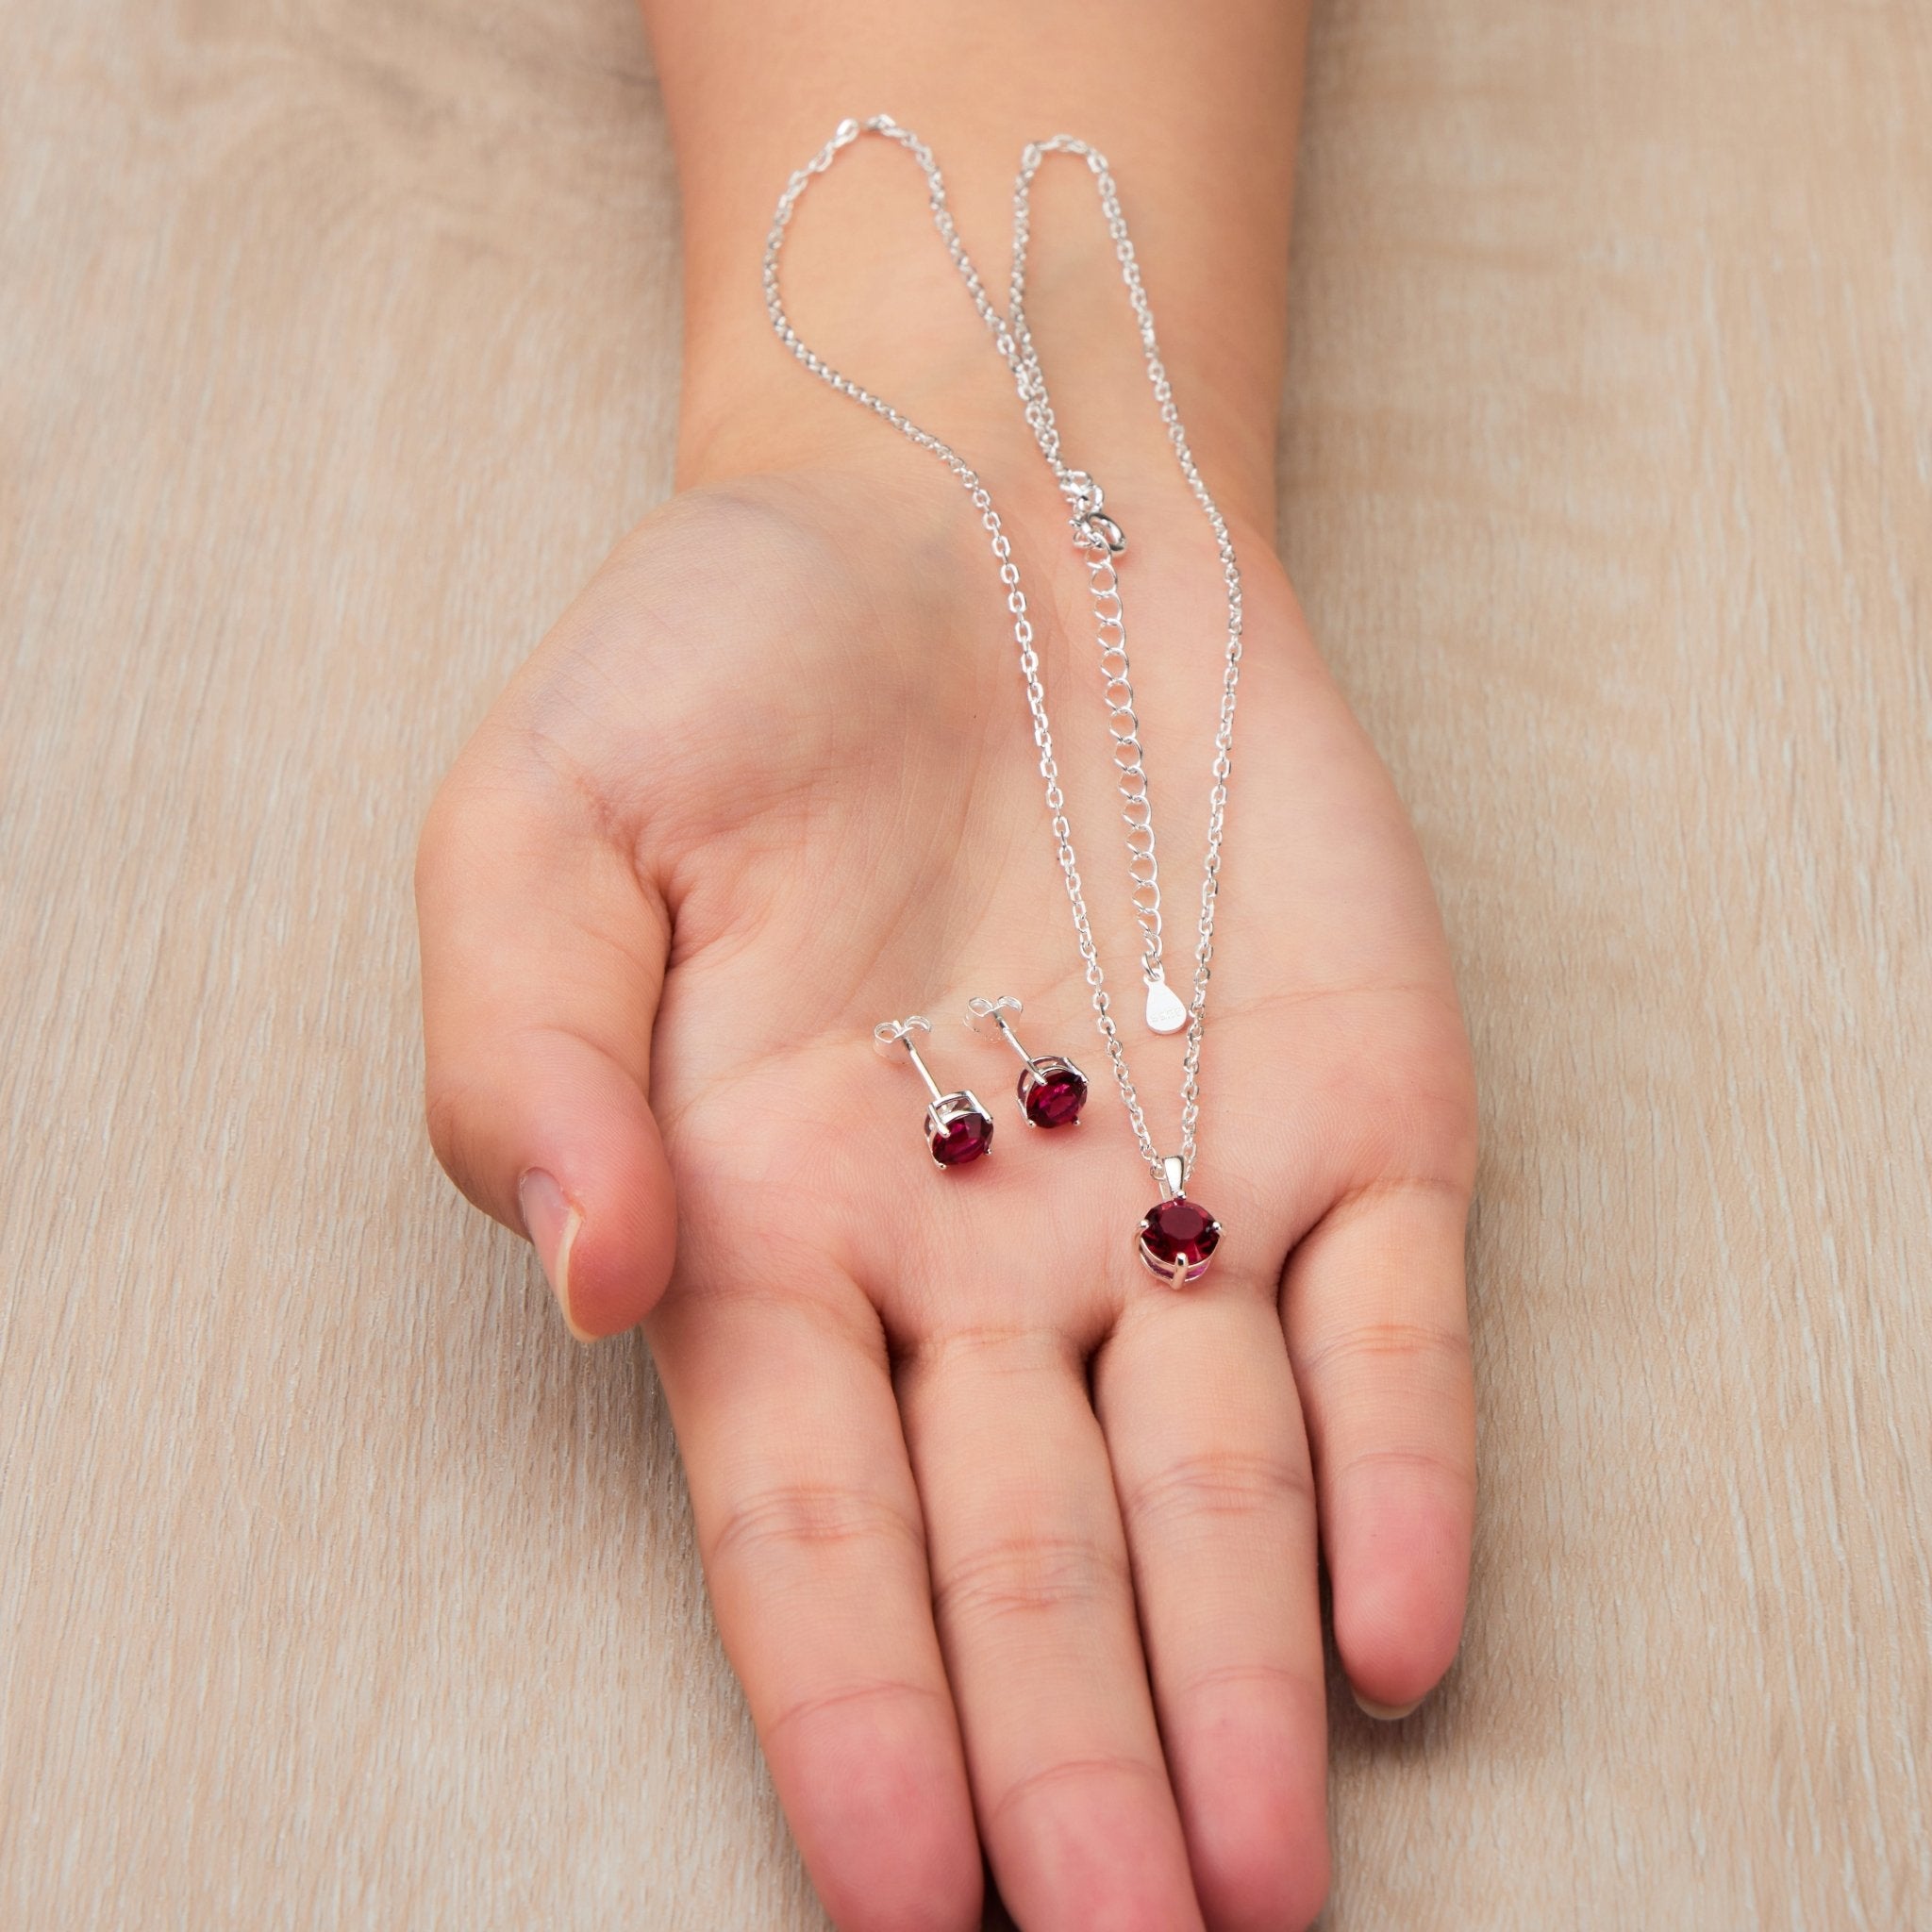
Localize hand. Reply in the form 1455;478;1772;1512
417;452;1475;1932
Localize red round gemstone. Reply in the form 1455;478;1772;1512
929;1108;993;1166
1021;1060;1088;1128
1138;1196;1221;1274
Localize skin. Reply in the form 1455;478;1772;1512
416;7;1477;1927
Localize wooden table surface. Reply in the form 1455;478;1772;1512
4;2;1927;1925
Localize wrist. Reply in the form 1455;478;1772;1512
666;127;1289;536
674;241;1282;547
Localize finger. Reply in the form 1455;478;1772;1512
650;1278;982;1932
416;750;676;1339
1095;1289;1329;1932
898;1327;1205;1932
1284;1182;1475;1718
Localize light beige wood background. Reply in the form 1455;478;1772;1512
3;1;1927;1926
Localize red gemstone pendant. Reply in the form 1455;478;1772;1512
1138;1194;1222;1285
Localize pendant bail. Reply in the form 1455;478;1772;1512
1159;1154;1186;1200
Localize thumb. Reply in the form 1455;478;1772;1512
414;750;676;1340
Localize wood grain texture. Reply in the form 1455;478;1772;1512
2;1;1926;1926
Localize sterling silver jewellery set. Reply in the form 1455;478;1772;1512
765;116;1244;1289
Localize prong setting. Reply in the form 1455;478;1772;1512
965;994;1089;1127
1136;1194;1221;1284
1015;1055;1088;1128
876;1016;993;1167
924;1091;996;1167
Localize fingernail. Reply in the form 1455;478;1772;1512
1354;1691;1424;1722
518;1170;590;1341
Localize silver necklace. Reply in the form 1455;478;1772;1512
765;115;1244;1285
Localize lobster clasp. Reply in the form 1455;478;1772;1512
1063;472;1127;556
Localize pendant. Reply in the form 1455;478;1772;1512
1143;975;1188;1035
1136;1155;1222;1286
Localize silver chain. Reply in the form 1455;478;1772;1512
763;115;1245;1191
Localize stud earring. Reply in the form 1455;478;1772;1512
874;1016;995;1167
965;996;1090;1128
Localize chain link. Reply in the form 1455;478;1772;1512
763;115;1245;1190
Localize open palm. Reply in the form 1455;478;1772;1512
417;459;1475;1932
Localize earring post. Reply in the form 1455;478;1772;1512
899;1041;944;1103
991;1013;1041;1074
